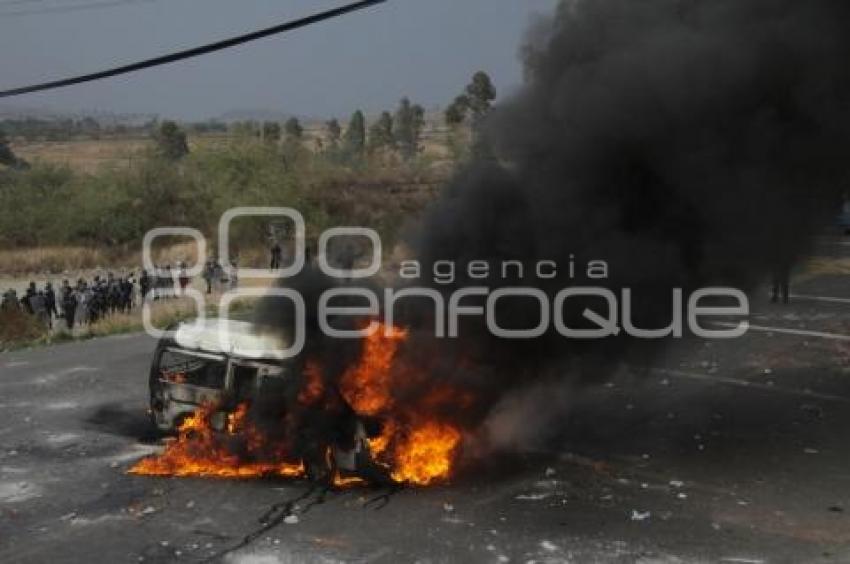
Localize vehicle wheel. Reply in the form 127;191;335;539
303;445;335;486
148;383;172;434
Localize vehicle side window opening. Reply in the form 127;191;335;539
159;349;227;389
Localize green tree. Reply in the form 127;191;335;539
466;71;497;122
368;112;395;153
0;129;17;167
325;118;342;148
343;110;366;157
284;117;303;141
153;121;189;160
262;122;281;143
394;98;425;159
444;71;497;128
445;95;470;126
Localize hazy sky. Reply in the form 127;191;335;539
0;0;559;120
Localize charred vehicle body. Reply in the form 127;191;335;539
148;319;392;484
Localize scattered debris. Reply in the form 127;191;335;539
540;540;559;552
516;493;551;501
631;510;651;521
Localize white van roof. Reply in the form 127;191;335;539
172;318;293;361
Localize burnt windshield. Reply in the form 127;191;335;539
159;348;227;389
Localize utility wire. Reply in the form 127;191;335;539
0;0;387;98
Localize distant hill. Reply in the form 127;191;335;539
215;109;293;123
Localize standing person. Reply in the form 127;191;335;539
139;270;151;302
771;261;791;304
32;291;49;328
62;286;77;329
179;262;190;295
2;288;18;311
213;260;224;294
202;260;214;295
75;281;89;327
120;277;133;313
229;259;239;290
22;282;36;314
270;241;283;270
44;282;58;321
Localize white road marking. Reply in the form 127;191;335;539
787;293;850;305
713;321;850;342
653;368;850;404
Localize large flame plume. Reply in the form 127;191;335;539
130;323;463;486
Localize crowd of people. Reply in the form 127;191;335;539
2;274;135;330
0;260;236;331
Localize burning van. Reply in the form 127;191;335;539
144;318;394;484
148;319;298;433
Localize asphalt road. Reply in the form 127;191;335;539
3;251;850;563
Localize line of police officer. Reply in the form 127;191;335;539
2;273;135;330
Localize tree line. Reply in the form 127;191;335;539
151;71;497;164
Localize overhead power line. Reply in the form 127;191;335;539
0;0;387;98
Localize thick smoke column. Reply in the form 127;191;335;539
257;0;850;460
403;0;850;448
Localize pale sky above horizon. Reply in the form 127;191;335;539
0;0;559;120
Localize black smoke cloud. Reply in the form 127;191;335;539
416;0;850;349
401;0;850;446
261;0;850;452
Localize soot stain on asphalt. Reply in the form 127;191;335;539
84;403;161;443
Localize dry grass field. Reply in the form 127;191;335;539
9;122;455;173
9;134;234;173
11;137;147;173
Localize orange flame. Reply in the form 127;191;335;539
129;403;303;479
340;324;463;485
390;421;462;485
130;322;464;486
